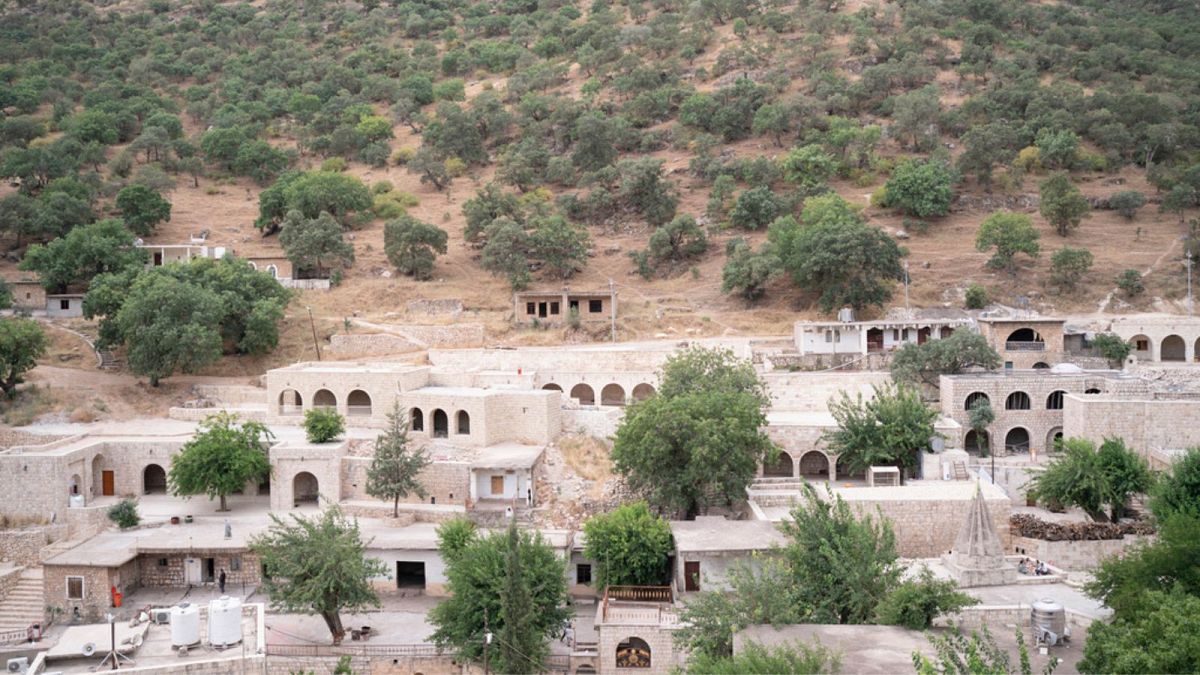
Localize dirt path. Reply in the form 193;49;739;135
1095;236;1179;314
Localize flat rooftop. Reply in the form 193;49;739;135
671;517;787;552
470;443;545;469
272;361;426;374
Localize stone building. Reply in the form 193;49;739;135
45;293;84;318
513;288;616;326
977;316;1067;369
594;586;685;675
1063;392;1200;468
793;318;972;357
1108;315;1200;363
6;278;45;311
670;518;786;593
137;242;227;267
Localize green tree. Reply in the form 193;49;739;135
279;211;356;278
824;383;939;483
384;215;448;281
582;502;674;589
875;567;977;629
481;218;532;290
913;624;1040;675
0;318;48;398
117;273;223;386
1034;129;1080;170
957;122;1019;189
0;279;10;310
1091;333;1132;366
1078;588;1200;675
778;144;836;193
168;412;273;512
968;398;995;457
429;521;569;671
572;111;617;171
232;140;291;184
304;408;345;444
965;283;989;309
530;215;589;280
890;331;1001;388
498;518;542;675
891;86;941;151
20;219;147;293
1109;191;1146;221
256;171;372;233
1049;246;1093;292
365;402;430;517
687;640;842;674
250;506;387;644
1115;269;1143;298
407;148;451;191
612;347;775;518
883;159;956;219
115;185;172;236
721;238;781;301
730;187;783;230
636;214;708;276
975;211;1040;272
107;498;140;529
1149;446;1200;519
617;158;677;226
1039;173;1089;236
1028;437;1152;522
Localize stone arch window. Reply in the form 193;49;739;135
964;392;989;411
762;451;794;477
411;408;424;432
456;410;470;435
1046;427;1063;452
68;474;82;497
1084;388;1101;395
278;389;303;415
1161;334;1186;362
1005;391;1031;410
615;637;652;669
1005;328;1044;348
542;383;563;392
570;383;595;406
432;409;449;438
293;472;319;506
313;389;337;409
347;389;372;416
247;261;257;271
1046;390;1066;410
1005;427;1031;453
601;383;626;406
1032;362;1050;369
799;451;830;477
266;264;278;278
632;383;656;401
143;464;167;494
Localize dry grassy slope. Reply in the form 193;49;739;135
4;0;1195;379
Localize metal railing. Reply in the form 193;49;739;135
1005;341;1046;351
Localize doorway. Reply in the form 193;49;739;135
102;470;115;496
203;558;216;583
396;561;426;590
185;558;202;585
684;561;700;592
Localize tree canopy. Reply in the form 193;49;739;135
975;211;1040;272
824;383;939;483
890;331;1001;389
366;402;431;517
0;318;48;398
1028;437;1153;522
582;502;674;589
20;219;146;293
384;215;448;281
169;412;273;512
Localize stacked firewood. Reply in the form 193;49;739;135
1010;513;1156;541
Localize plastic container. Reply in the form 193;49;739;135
170;603;201;647
207;595;243;648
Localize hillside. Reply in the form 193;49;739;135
3;0;1200;377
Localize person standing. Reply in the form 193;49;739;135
218;568;227;594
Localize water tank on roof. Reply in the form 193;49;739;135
837;307;855;323
170;603;200;648
207;596;243;648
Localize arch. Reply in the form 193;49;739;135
615;637;652;669
68;474;82;497
278;389;303;415
576;667;597;675
247;261;258;271
570;383;595;406
432;409;449;438
762;450;794;478
1196;337;1200;362
1084;387;1101;395
601;383;626;406
347;389;372;417
1005;427;1031;453
1032;362;1050;369
91;454;107;497
1005;327;1044;344
964;392;989;411
1046;390;1066;410
1005;391;1031;410
799;450;830;478
541;383;563;392
293;472;319;506
964;430;990;455
1130;334;1152;361
313;389;337;409
456;410;470;435
411;408;424;432
1046;427;1063;452
631;383;656;401
266;264;278;278
1161;334;1186;362
939;326;955;339
143;464;167;494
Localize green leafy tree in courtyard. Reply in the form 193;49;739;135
890;331;1001;388
583;502;674;589
1091;333;1132;367
0;318;47;398
250;506;387;644
304;408;345;444
1027;437;1152;522
824;383;939;483
875;566;977;629
687;640;842;674
1078;588;1200;675
169;412;273;512
366;402;430;517
913;624;1043;675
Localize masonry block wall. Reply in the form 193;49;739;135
1109;316;1200;363
44;559;136;623
1011;535;1148;570
483;390;560;445
341;457;471;506
979;319;1068;369
844;494;1011;558
270;441;344;511
1063;395;1200;461
597;623;686;675
137;552;262;587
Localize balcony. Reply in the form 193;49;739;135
1005;341;1046;351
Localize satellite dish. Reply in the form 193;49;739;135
81;642;96;657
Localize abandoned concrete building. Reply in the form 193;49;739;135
513;288;617;326
793;317;973;357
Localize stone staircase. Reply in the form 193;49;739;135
0;568;44;633
747;477;805;507
98;348;122;370
951;461;970;480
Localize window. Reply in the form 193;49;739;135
569;300;579;311
576;563;592;585
825;330;833;343
1135;339;1149;351
230;557;241;572
157;558;169;567
1046;390;1066;410
526;302;536;315
964;392;989;411
589;299;603;313
616;637;652;668
67;576;84;600
1006;391;1031;410
550;301;560;315
892;329;899;341
60;299;70;310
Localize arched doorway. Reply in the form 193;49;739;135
601;383;626;406
762;451;794;477
411;408;424;432
432;409;449;438
799;451;830;478
570;384;595;406
542;383;563;392
68;474;81;497
632;383;656;400
1005;391;1031;410
293;472;319;506
965;392;989;411
964;430;989;454
91;454;112;497
1005;427;1030;453
1045;427;1063;452
278;389;303;415
313;389;337;409
456;410;470;435
615;637;651;669
143;464;167;494
1161;335;1186;361
347;390;372;417
1130;334;1152;361
1195;337;1200;362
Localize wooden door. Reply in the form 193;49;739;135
490;475;505;496
102;470;115;496
684;561;700;592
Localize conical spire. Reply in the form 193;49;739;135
949;482;1010;572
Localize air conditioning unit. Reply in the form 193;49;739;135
6;657;29;674
152;608;172;625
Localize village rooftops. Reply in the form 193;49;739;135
469;443;545;470
670;517;787;553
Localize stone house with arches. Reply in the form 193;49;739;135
977;316;1068;370
1108;315;1200;363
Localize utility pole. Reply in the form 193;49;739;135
903;261;910;315
306;306;322;361
483;607;492;675
1187;254;1193;317
608;278;616;343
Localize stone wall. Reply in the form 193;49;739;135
843;492;1011;558
560;407;623;440
1063;394;1200;465
65;504;114;539
341;457;471;505
766;353;893;372
937;604;1097;633
597;622;686;675
0;566;21;605
43;561;130;623
329;323;486;357
0;525;66;566
137;552;261;587
406;298;463;316
1011;535;1148;571
270;441;344;511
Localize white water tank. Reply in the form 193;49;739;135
68;495;84;508
170;603;201;648
1031;597;1067;644
207;596;243;647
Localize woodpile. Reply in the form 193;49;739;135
1010;513;1155;541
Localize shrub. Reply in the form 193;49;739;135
1109;191;1146;221
107;498;140;529
371;181;394;195
1092;333;1133;365
392;147;416;165
1050;246;1094;291
321;157;347;172
965;283;989;309
304;408;345;443
875;567;978;629
1116;269;1144;297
